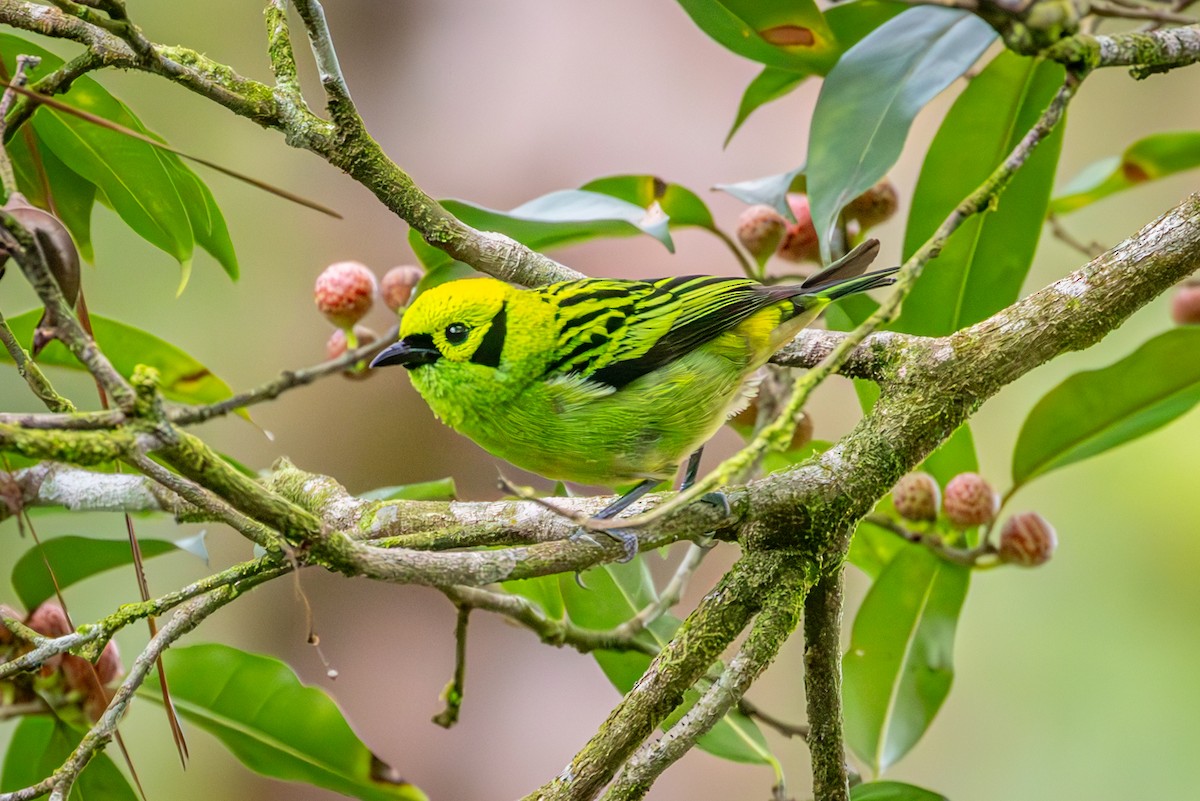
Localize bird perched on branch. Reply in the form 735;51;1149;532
371;238;896;560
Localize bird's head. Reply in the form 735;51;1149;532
370;277;513;373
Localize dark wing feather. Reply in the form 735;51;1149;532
583;275;802;389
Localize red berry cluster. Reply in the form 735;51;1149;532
2;601;124;723
889;471;1056;568
314;262;424;379
735;180;898;267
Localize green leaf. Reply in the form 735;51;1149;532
558;561;776;766
898;51;1065;336
359;478;457;502
1051;131;1200;214
713;167;805;220
12;534;206;611
844;546;970;772
447;190;675;252
5;116;96;265
31;94;195;268
503;574;567;621
722;2;906;146
807;7;995;262
0;309;238;407
1;716;137;801
847;517;905;581
725;67;811;147
1;34;237;280
852;780;950;801
675;0;837;72
580;175;717;232
146;644;428;801
919;424;978;486
1012;327;1200;488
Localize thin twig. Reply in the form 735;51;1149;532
432;604;470;728
443;585;657;655
1047;212;1105;258
0;54;40;196
168;325;396;425
0;312;75;413
124;451;282;550
865;515;998;567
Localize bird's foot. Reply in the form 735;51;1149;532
570;525;638;563
698;490;730;518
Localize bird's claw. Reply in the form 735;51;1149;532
569;525;638;563
699;490;731;518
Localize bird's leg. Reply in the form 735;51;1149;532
681;447;730;517
573;478;659;563
593;478;659;521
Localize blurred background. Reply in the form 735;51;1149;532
1;2;1199;799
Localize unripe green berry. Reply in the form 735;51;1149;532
998;512;1057;567
314;261;377;329
736;205;787;262
943;472;999;529
892;471;941;522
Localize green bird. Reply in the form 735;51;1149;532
371;238;895;560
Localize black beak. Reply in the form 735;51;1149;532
369;336;441;369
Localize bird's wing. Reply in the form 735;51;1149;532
539;276;800;390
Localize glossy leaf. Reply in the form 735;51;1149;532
7;127;97;263
1;716;137;801
807;7;995;261
146;644;428;801
1051;131;1200;214
581;175;717;231
31;92;194;268
898;51;1065;336
503;574;566;621
844;546;970;772
359;478;457;501
1012;327;1200;488
1;34;237;280
714;167;805;220
725;67;811;146
1;309;238;407
12;534;207;611
558;561;776;765
852;780;950;801
723;1;906;145
675;0;836;72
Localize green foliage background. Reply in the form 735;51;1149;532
1;2;1198;800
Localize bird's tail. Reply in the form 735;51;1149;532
807;266;900;301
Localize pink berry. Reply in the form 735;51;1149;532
998;512;1057;567
381;265;425;312
942;472;1000;529
777;194;820;263
736;205;787;262
1170;282;1200;325
326;326;380;381
844;179;899;232
314;261;376;329
892;472;941;523
25;601;71;675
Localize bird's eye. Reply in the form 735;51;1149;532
445;322;470;345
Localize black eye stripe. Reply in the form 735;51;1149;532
445;322;469;344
